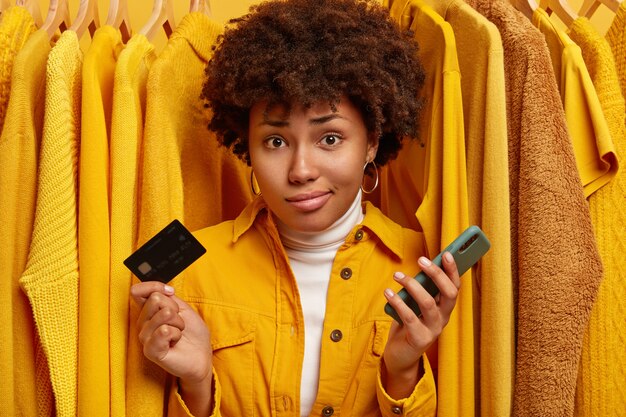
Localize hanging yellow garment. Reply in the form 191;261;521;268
568;17;626;417
0;28;53;417
19;29;83;417
109;32;156;417
382;1;473;416
77;25;124;417
0;5;36;132
533;8;617;198
128;13;252;417
606;2;626;100
422;0;514;415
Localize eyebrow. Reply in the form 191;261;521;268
258;113;345;127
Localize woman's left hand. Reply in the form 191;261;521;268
382;252;460;399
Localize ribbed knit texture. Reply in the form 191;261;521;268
462;1;603;416
606;2;626;101
0;6;36;131
76;25;124;417
569;17;626;417
128;14;251;417
0;28;53;417
110;33;156;417
19;29;83;417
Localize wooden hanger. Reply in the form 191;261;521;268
540;0;578;25
15;0;43;25
139;0;176;41
106;0;132;42
190;0;212;16
511;0;539;20
69;0;100;39
40;0;71;39
579;0;621;17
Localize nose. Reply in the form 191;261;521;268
288;148;319;184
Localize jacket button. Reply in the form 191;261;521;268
322;406;334;416
330;329;343;342
391;405;403;414
355;229;364;240
340;267;352;280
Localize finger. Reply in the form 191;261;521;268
392;271;440;325
130;281;175;307
143;324;183;363
418;256;459;317
138;291;180;328
139;304;186;345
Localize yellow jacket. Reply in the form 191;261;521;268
167;197;436;417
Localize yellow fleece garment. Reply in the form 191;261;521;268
19;29;83;417
421;0;514;415
568;17;626;417
128;14;252;417
77;25;124;417
0;5;36;132
109;33;156;417
381;1;473;416
168;198;436;417
533;8;617;198
0;29;53;417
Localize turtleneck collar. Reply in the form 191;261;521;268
275;190;364;252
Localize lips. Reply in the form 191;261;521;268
286;191;332;212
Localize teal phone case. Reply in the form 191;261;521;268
384;225;490;324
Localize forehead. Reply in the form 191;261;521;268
250;96;361;124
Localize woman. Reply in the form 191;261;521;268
131;0;460;415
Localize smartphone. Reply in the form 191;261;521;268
384;225;490;324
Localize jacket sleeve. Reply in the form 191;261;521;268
376;354;437;417
167;370;223;417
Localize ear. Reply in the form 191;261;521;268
366;132;379;163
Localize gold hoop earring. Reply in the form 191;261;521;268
361;161;379;194
250;170;261;196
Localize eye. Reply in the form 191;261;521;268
264;136;286;148
320;134;342;146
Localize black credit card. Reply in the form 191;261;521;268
124;219;206;283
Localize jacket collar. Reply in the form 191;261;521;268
232;197;405;261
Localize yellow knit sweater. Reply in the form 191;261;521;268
606;2;626;101
0;29;52;417
77;25;124;417
0;6;36;131
569;17;626;417
110;33;156;417
128;14;252;416
19;30;82;417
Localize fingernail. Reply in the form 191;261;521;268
384;288;395;298
443;252;454;263
393;272;404;281
418;257;431;267
163;285;175;295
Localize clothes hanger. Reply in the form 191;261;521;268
106;0;132;42
139;0;176;41
511;0;539;20
69;0;100;39
40;0;71;39
578;0;621;17
539;0;578;25
190;0;212;16
15;0;43;25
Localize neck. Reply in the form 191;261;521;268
276;190;364;251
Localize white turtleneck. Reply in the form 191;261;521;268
276;191;364;417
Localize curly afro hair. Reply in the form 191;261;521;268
201;0;425;167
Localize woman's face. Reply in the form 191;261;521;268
248;97;378;233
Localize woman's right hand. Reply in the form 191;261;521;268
130;281;213;387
